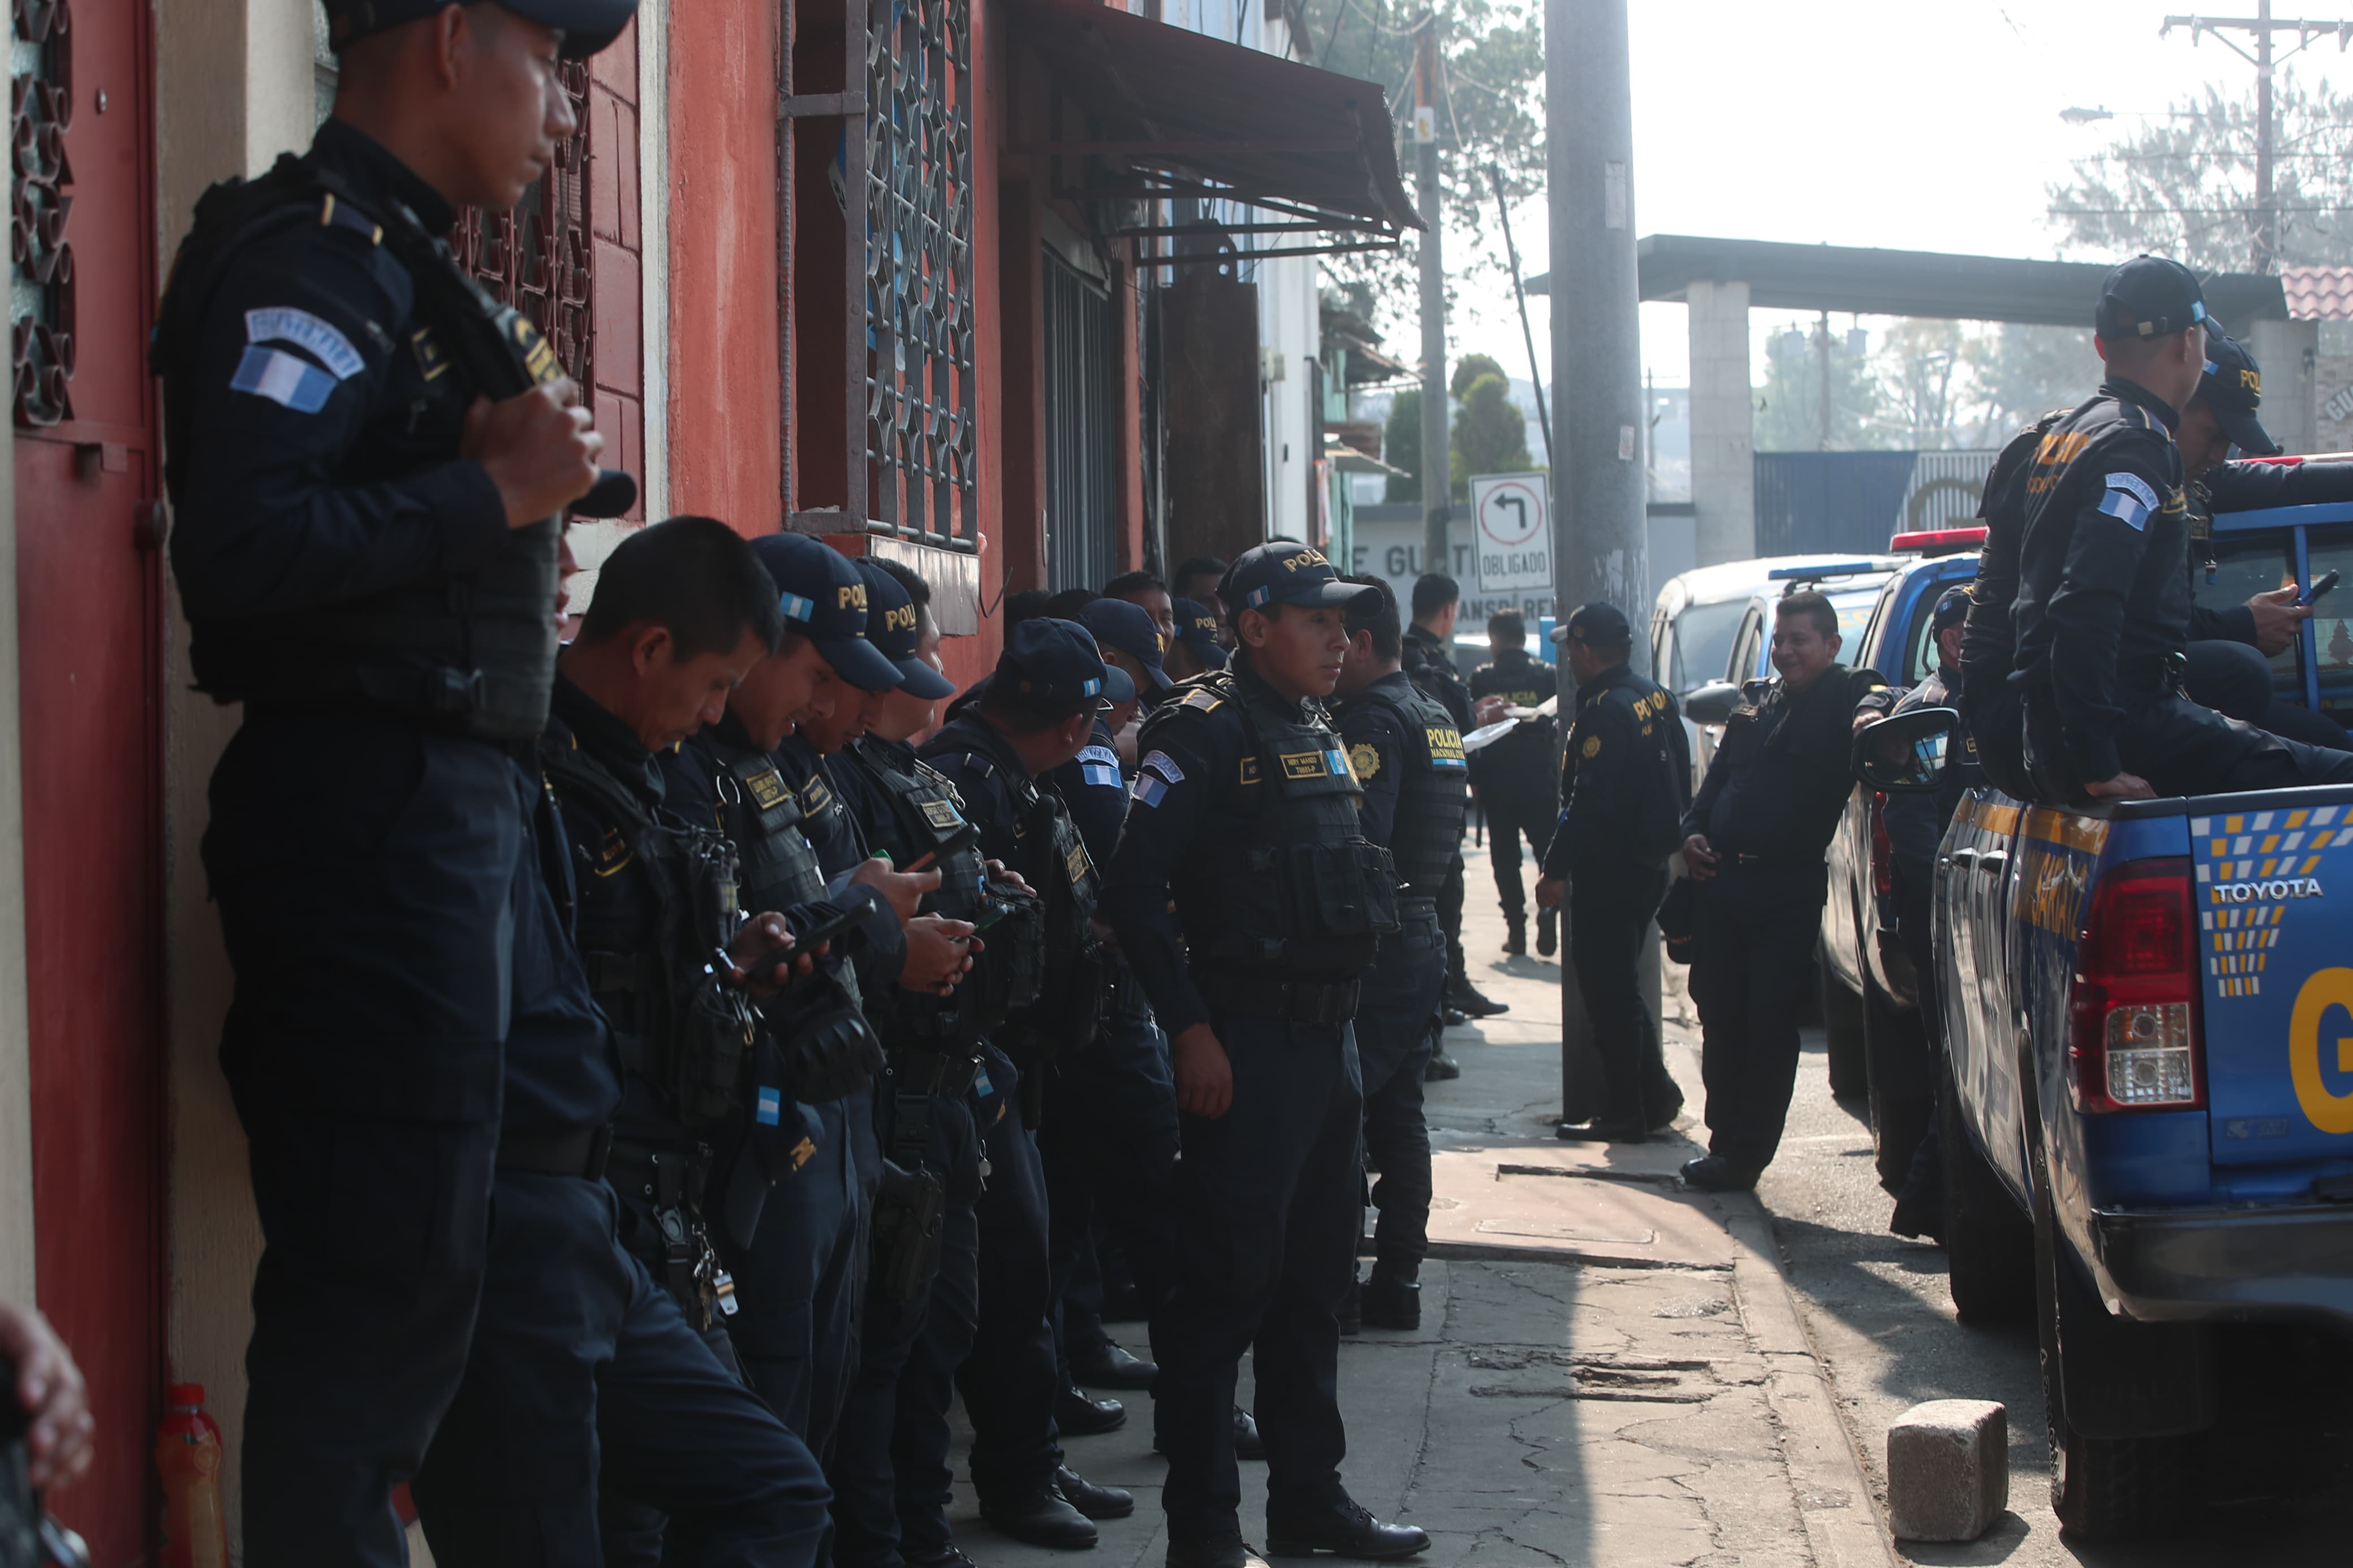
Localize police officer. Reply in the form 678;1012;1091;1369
2012;256;2353;800
153;0;624;1557
1533;604;1690;1143
1852;586;1978;1241
414;664;835;1567
661;534;935;1457
1168;598;1231;681
1403;574;1503;1030
1103;545;1428;1568
919;622;1137;1548
536;517;850;1562
1046;601;1180;1405
2174;329;2353;748
1679;591;1886;1193
1330;576;1467;1332
1105;571;1180;647
1469;610;1561;957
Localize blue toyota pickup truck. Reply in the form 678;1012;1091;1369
1877;496;2353;1540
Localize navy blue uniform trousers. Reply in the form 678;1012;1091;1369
1040;973;1181;1379
1690;861;1828;1173
1155;1014;1363;1541
832;1088;982;1568
412;1173;833;1568
208;712;520;1568
1355;910;1446;1280
716;1087;872;1454
957;1053;1068;1501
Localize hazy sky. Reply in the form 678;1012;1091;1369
1455;0;2353;386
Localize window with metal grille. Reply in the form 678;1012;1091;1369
859;0;977;548
452;61;596;398
1044;249;1118;593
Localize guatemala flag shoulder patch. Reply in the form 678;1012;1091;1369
2097;471;2158;531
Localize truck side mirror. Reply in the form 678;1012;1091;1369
1682;681;1742;725
1852;707;1960;793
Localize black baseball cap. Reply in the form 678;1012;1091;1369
323;0;638;57
2197;327;2282;457
1220;542;1383;616
1559;602;1632;646
992;617;1134;717
1172;597;1229;670
1080;598;1173;692
2095;254;2213;342
1931;584;1972;633
854;559;955;701
749;534;901;693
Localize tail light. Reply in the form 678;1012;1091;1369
1869;792;1895;899
2067;857;2203;1113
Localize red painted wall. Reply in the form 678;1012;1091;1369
590;23;647;520
668;0;783;533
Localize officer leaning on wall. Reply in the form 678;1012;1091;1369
152;0;627;1558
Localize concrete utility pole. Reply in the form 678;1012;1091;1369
1547;0;1644;653
2161;6;2353;273
1414;17;1449;577
1548;0;1647;1125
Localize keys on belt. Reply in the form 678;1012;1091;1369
614;1140;734;1329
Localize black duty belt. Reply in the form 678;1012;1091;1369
1729;852;1815;868
1198;971;1360;1027
886;1047;982;1099
497;1125;614;1180
1399;895;1440;914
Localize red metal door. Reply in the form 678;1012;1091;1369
12;0;166;1555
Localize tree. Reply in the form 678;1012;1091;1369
1958;324;2100;445
2045;72;2353;272
1287;0;1545;340
1448;370;1529;496
1450;352;1508;401
1755;322;1887;452
1384;386;1423;503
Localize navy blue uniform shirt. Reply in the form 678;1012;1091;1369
2009;378;2196;782
1682;666;1884;863
1333;672;1414;849
169;120;508;629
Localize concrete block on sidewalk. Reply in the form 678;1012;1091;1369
1886;1398;2007;1542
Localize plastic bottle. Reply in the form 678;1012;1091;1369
156;1383;228;1568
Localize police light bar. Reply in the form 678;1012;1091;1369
1766;561;1881;581
1887;526;1986;555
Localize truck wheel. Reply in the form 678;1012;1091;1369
1940;1062;2033;1325
1820;961;1867;1100
2033;1183;2200;1540
1863;974;1933;1193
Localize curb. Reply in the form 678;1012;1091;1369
1716;1192;1902;1568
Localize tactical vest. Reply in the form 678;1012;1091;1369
1345;679;1468;896
541;736;755;1131
1157;669;1401;978
153;155;560;741
701;736;880;1103
843;736;1048;1042
921;720;1098;1056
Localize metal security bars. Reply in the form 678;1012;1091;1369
1043;249;1117;592
452;60;596;399
858;0;977;548
11;0;75;427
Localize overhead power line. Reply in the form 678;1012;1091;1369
2159;4;2353;270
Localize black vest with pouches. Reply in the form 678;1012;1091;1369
1346;677;1468;896
1154;668;1400;978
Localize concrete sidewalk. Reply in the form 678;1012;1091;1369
949;888;1898;1568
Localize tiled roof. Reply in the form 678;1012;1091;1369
2282;266;2353;321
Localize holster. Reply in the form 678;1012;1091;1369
869;1091;947;1304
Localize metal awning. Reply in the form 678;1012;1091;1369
1008;0;1420;261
